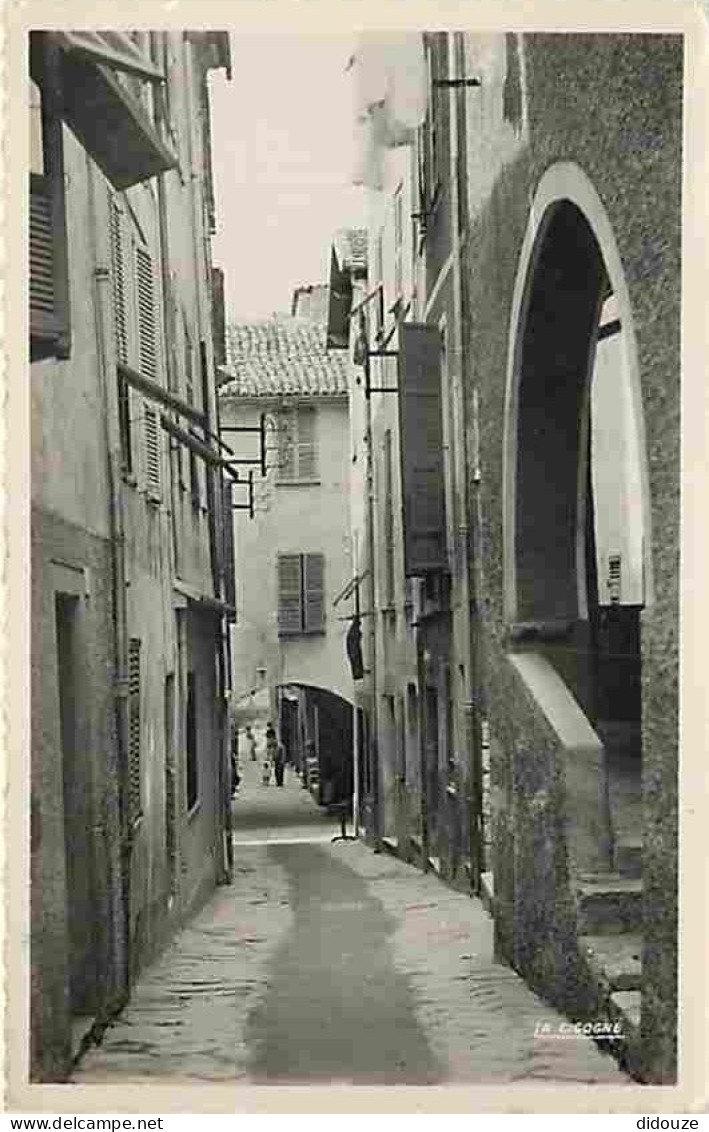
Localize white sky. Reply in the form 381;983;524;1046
209;34;368;322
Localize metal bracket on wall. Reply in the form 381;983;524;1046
220;411;268;477
231;469;255;519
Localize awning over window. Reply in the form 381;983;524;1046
32;30;178;190
53;31;165;82
326;246;354;351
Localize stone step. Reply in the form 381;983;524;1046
614;836;642;878
576;873;643;934
579;932;643;991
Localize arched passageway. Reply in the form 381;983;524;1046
505;171;650;856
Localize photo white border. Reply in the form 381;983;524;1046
2;0;707;1114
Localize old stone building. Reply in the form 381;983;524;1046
341;32;681;1083
218;278;361;802
29;30;233;1080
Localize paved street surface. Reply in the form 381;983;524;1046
73;757;628;1085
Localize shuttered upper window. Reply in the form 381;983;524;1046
109;200;163;499
277;553;326;636
29;39;71;362
397;323;447;575
277;405;318;482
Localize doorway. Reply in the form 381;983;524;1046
55;592;97;1020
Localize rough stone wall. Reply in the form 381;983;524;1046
460;32;682;1082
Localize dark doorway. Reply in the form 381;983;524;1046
513;199;645;859
55;593;97;1017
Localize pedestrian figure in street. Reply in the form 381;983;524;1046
245;724;257;762
264;720;278;787
261;755;271;786
274;740;286;787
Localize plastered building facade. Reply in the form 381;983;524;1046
29;30;233;1080
343;32;681;1083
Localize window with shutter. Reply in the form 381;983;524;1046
136;246;162;501
29;39;71;362
277;553;326;636
296;406;317;480
397;323;447;575
277;406;318;482
127;637;142;821
277;554;303;636
110;201;134;475
110;201;129;365
303;553;325;633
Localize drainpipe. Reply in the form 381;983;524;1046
86;155;133;1005
447;33;485;893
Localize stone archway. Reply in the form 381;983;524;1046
503;162;652;858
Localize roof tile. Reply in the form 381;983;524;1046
219;315;350;399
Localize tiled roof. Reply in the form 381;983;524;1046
219;316;350;399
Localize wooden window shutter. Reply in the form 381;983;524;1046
127;637;142;820
136;245;162;500
144;407;161;499
29;37;71;362
278;554;303;635
397;323;447;575
296;406;317;479
303;553;325;633
136;246;158;379
109;201;129;365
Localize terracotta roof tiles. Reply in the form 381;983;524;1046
219;315;350;399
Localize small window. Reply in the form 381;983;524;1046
277;553;326;636
277;405;318;482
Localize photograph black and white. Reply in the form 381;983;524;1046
7;8;705;1112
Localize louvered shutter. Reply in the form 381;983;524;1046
110;201;133;474
136;245;161;500
29;178;56;331
127;638;142;820
277;554;303;635
29;39;71;362
397;323;447;574
109;201;129;364
136;246;157;378
296;406;317;479
303;553;325;633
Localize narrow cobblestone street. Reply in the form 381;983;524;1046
73;758;629;1086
